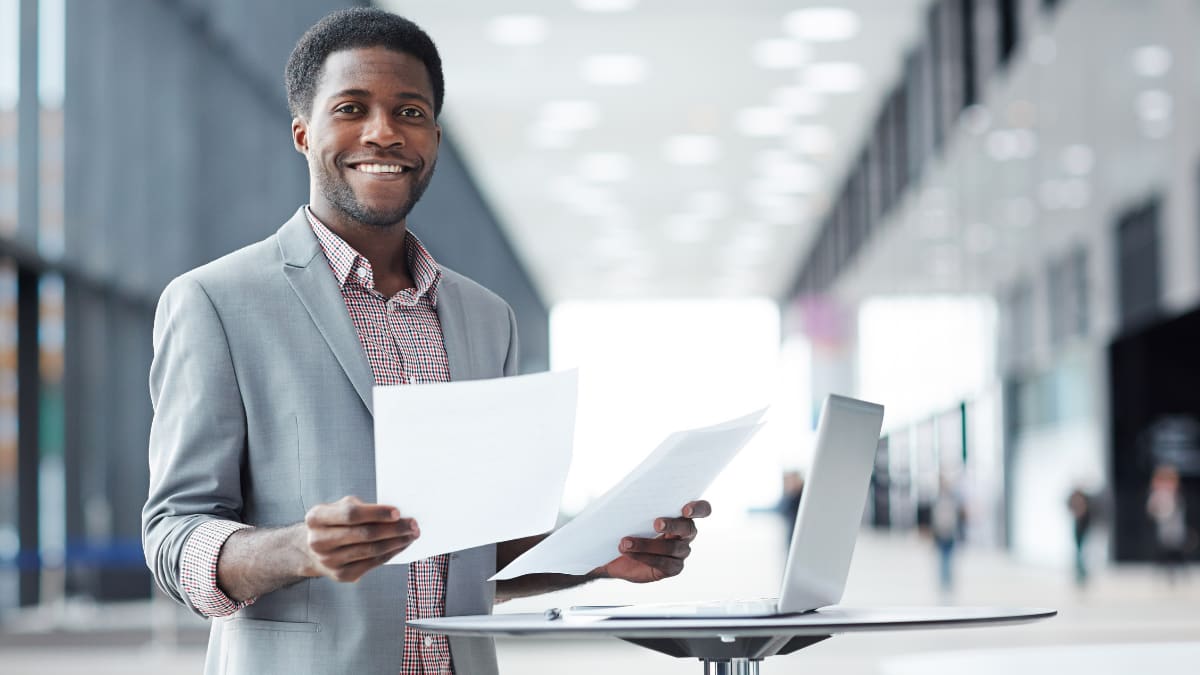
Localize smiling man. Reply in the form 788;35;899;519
141;8;709;675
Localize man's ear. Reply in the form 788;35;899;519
292;117;309;155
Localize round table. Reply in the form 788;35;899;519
411;605;1056;674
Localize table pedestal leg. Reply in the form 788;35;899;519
702;658;761;675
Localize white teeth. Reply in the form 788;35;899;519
356;164;407;174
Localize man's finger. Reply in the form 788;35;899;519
308;519;419;553
328;542;416;583
306;498;402;527
619;552;685;580
654;517;698;540
327;551;389;583
347;520;419;545
318;533;418;569
338;498;402;525
681;500;712;519
621;536;691;559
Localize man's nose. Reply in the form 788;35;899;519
362;111;404;148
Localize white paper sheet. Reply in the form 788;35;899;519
491;409;766;580
374;370;578;565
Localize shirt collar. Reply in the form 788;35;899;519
304;206;442;306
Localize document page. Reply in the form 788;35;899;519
374;370;578;565
491;409;766;580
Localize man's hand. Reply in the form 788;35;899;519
300;496;420;582
593;500;711;583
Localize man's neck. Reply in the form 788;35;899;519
309;204;415;295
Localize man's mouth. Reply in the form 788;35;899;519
351;163;414;175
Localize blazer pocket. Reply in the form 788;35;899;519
221;618;321;675
224;617;320;633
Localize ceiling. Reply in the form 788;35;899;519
384;0;931;303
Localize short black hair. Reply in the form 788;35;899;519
285;8;444;119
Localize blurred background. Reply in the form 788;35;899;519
1;0;1198;673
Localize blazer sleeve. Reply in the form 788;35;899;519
142;275;248;614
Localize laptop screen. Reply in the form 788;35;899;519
777;394;885;614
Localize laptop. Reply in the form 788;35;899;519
568;393;885;618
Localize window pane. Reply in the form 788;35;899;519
0;0;19;234
39;0;64;258
0;262;18;612
39;274;64;591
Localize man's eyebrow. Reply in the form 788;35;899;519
393;91;435;108
326;88;372;101
325;89;433;107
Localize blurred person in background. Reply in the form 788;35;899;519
141;9;709;675
930;472;965;595
1146;464;1190;584
777;469;805;548
1067;487;1094;587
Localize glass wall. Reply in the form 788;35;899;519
0;0;20;613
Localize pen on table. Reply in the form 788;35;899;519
543;607;562;621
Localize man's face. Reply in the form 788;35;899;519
293;46;441;229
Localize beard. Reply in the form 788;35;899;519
315;158;437;229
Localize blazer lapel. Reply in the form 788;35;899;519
276;209;375;415
436;274;476;382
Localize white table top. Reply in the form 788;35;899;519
411;605;1056;640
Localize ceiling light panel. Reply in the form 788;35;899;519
1136;89;1172;122
985;128;1037;161
783;7;860;42
1132;45;1171;77
573;0;639;12
486;14;549;46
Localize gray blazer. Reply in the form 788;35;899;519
142;208;518;675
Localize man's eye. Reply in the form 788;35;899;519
335;104;362;114
400;107;425;118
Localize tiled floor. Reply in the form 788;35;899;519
1;515;1197;674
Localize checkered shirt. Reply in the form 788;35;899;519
177;207;454;674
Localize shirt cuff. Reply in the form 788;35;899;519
180;519;256;617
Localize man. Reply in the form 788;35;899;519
1066;487;1092;586
141;9;709;675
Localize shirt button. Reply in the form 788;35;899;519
423;635;433;647
356;267;367;278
